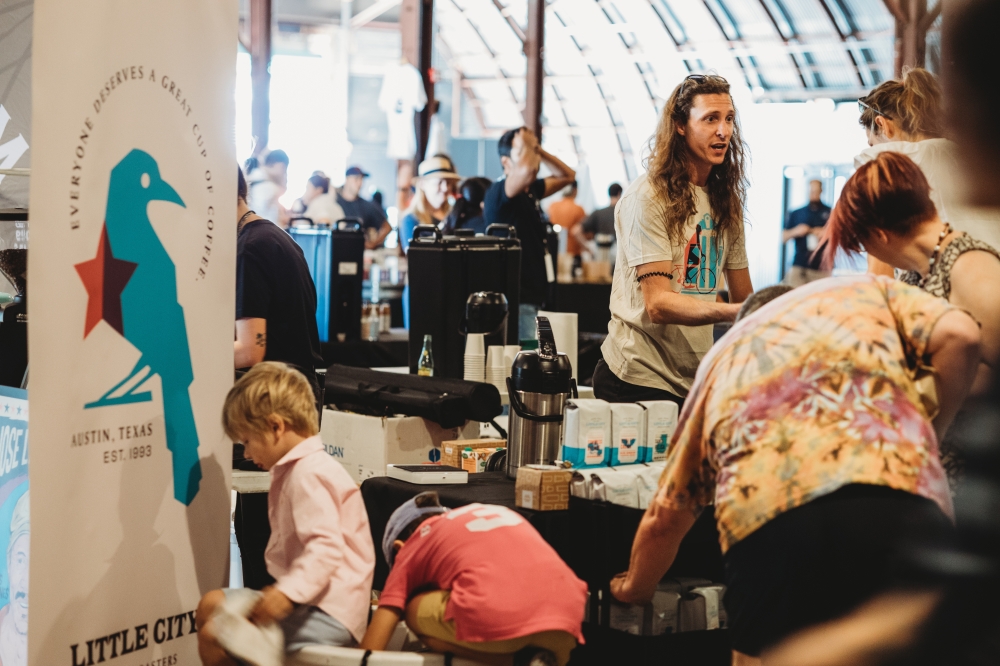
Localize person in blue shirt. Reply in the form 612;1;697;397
398;155;462;327
482;127;576;339
782;179;832;286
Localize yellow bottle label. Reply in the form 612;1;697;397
418;367;433;377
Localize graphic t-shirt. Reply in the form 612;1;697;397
602;174;749;397
236;220;324;379
378;504;587;643
657;275;955;552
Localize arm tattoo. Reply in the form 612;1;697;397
255;332;267;348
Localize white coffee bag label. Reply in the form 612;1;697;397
585;429;605;465
617;426;639;464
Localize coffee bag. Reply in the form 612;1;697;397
561;398;611;468
609;403;644;466
638;400;679;463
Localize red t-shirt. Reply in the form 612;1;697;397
378;504;587;643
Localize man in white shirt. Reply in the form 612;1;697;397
596;74;753;405
248;149;290;229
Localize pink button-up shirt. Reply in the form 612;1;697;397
266;436;375;642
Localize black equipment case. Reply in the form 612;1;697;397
407;225;521;379
324;364;502;429
288;218;365;343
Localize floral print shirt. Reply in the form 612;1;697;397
658;275;956;552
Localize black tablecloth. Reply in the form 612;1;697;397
361;472;724;592
361;472;729;665
320;331;409;368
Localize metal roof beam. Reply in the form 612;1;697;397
882;0;905;23
351;0;402;28
491;0;526;42
919;1;941;33
745;0;808;87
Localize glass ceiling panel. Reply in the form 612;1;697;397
434;0;894;167
711;0;784;41
778;0;843;38
840;0;894;34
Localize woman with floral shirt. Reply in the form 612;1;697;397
611;276;981;661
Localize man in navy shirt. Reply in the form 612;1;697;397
483;127;575;339
783;179;831;286
337;165;392;249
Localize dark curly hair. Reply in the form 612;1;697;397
644;75;748;244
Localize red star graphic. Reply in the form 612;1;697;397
75;224;137;337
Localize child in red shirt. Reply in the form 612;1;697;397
360;493;587;666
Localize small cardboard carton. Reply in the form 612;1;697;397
442;438;505;468
461;447;504;473
515;465;573;511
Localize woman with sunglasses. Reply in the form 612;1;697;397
855;67;1000;274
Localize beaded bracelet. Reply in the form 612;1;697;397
636;271;673;283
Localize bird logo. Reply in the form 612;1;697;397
74;149;202;505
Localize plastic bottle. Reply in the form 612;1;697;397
360;303;371;340
418;334;434;376
380;302;391;332
368;304;380;341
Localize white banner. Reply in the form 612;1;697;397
0;0;32;210
27;2;237;665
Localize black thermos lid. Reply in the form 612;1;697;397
510;351;572;394
510;316;572;394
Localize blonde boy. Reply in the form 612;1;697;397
196;362;374;664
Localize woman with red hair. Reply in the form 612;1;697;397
823;151;1000;483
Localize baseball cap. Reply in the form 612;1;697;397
346;166;369;178
382;496;449;569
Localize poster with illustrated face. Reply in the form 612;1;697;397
0;386;27;666
27;2;237;664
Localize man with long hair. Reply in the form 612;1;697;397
594;74;753;405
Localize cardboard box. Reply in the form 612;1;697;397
649;581;683;636
679;585;727;632
461;447;504;473
515;465;573;511
442;438;505;469
608;600;646;635
319;408;479;484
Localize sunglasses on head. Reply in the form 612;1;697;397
858;98;894;121
678;73;727;97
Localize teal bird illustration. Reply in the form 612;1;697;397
84;149;202;505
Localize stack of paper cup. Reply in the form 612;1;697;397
464;333;486;383
504;345;521;378
486;346;507;394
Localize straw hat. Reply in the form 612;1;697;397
417;155;461;180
